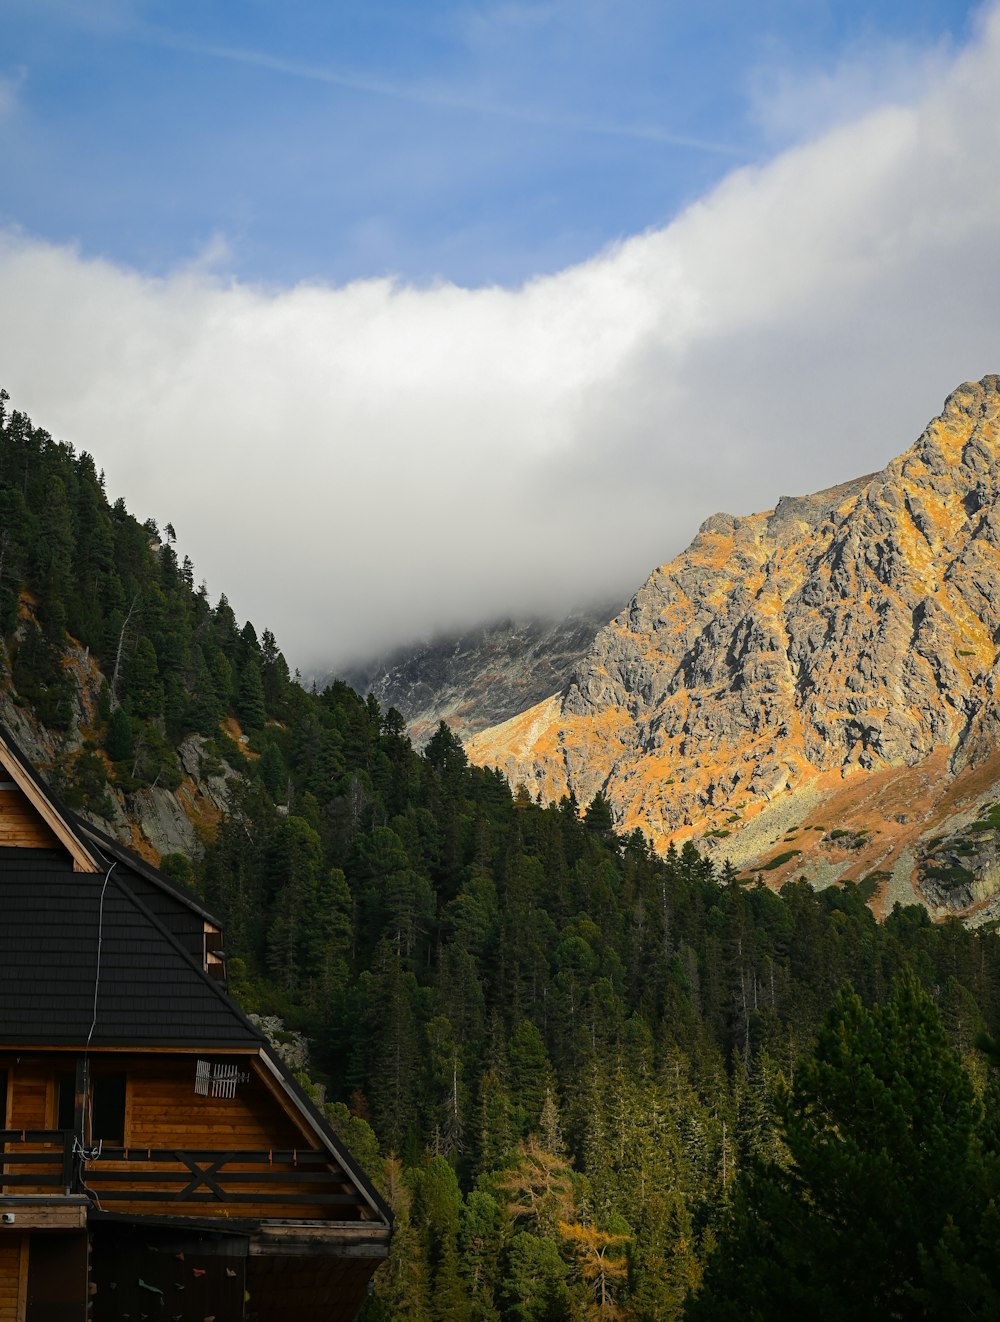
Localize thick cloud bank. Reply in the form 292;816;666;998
2;8;1000;669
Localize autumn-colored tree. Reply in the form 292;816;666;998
498;1138;575;1235
557;1220;631;1317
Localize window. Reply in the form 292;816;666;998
91;1073;127;1144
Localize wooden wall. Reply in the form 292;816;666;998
103;1058;338;1218
1;1054;366;1223
3;1062;61;1195
127;1057;305;1151
0;1234;26;1322
0;785;60;853
6;1064;52;1131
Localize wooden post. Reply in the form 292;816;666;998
69;1057;89;1192
16;1235;28;1322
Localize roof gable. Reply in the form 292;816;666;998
0;853;263;1049
0;728;99;871
0;724;251;1046
0;725;393;1237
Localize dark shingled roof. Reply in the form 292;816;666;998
0;851;263;1049
79;823;214;965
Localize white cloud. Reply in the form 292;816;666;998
2;6;1000;671
744;31;958;148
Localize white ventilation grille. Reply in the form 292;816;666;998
194;1059;211;1095
194;1060;249;1098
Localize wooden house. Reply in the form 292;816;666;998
0;726;391;1321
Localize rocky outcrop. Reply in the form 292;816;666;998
468;376;1000;903
332;606;620;746
0;645;241;864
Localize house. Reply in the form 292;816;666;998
0;725;391;1321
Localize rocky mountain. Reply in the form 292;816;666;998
0;639;241;864
331;606;620;746
468;376;1000;920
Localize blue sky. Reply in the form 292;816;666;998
1;1;999;669
1;0;983;287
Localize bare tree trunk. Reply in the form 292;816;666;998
110;595;139;709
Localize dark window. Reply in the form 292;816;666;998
91;1073;126;1144
56;1072;75;1131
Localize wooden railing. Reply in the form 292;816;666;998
0;1128;74;1192
0;1136;363;1215
87;1146;361;1211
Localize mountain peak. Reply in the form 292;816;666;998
467;375;1000;913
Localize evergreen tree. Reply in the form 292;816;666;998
128;635;164;718
105;704;135;761
238;656;267;729
691;975;989;1321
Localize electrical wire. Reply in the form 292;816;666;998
78;856;117;1211
85;860;116;1050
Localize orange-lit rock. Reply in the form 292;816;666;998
468;376;1000;912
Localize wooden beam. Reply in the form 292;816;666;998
249;1223;391;1258
73;1057;88;1156
0;734;100;873
0;1203;87;1230
0;1045;259;1057
15;1235;27;1322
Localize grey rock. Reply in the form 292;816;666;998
471;376;1000;853
329;604;623;746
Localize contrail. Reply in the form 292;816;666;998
138;28;745;157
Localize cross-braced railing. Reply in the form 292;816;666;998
84;1146;362;1209
0;1133;365;1216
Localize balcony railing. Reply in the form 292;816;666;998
0;1133;363;1214
86;1147;360;1209
0;1128;74;1192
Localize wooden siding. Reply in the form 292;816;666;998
6;1065;51;1132
0;1234;26;1322
0;1054;372;1222
95;1060;341;1218
0;740;98;871
126;1057;305;1150
0;788;60;854
3;1064;62;1194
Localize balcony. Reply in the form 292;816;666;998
0;1131;368;1220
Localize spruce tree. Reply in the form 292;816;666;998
690;975;988;1321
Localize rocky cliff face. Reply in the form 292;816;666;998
0;642;239;864
332;606;620;746
468;376;1000;915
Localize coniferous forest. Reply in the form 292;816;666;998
5;389;1000;1318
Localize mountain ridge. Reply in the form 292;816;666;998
467;375;1000;917
330;604;621;746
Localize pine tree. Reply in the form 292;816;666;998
238;656;267;729
691;975;988;1321
105;704;135;761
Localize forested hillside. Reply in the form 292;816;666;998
4;388;1000;1318
0;386;294;826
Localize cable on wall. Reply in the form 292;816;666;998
86;860;116;1051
